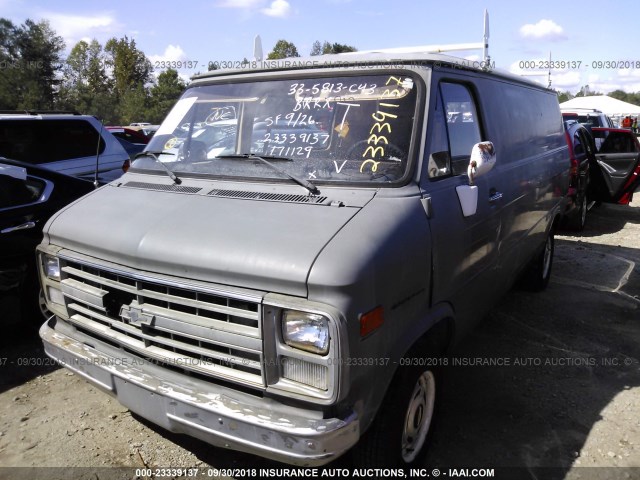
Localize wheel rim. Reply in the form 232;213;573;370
580;195;587;228
401;370;436;463
542;235;553;279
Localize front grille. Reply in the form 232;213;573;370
59;260;264;389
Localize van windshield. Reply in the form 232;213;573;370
139;74;417;184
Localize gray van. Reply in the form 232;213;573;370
37;51;568;467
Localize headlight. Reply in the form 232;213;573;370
282;310;330;355
43;254;61;281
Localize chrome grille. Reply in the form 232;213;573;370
59;260;264;389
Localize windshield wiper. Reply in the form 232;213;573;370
216;153;320;195
134;151;181;185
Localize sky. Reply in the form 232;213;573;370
3;0;640;94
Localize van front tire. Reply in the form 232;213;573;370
353;362;438;467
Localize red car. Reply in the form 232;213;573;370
590;127;640;205
105;126;150;144
562;122;640;230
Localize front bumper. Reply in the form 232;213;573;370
40;320;359;466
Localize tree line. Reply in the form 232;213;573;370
6;19;640;124
0;18;188;125
0;17;357;125
557;85;640;106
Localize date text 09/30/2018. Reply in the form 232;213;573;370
518;60;640;70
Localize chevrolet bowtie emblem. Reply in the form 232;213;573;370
119;303;154;326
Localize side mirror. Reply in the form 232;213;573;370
467;141;496;185
455;142;496;217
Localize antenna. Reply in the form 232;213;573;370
94;120;103;188
520;51;553;88
483;9;490;66
254;35;263;62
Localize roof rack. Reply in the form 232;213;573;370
252;10;491;67
0;110;81;115
337;9;491;66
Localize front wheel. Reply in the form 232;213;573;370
353;363;438;467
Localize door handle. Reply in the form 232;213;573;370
489;190;503;203
1;221;36;234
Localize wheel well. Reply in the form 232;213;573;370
407;317;454;358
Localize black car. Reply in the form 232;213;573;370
0;157;95;329
562;120;594;230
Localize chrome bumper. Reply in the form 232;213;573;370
40;320;359;466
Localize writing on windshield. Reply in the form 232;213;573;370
140;74;417;184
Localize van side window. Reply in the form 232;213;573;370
440;82;481;175
427;91;451;178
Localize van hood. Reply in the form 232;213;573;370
45;183;366;297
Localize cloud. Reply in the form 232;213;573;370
551;71;582;89
43;12;119;44
149;44;188;64
217;0;263;6
216;0;291;17
519;19;566;41
261;0;291;17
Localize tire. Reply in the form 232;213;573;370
568;193;587;231
523;229;554;292
38;287;53;320
352;362;439;467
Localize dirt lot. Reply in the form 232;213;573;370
0;198;639;480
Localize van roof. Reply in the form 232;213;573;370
191;51;544;89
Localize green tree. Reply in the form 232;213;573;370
58;39;117;122
118;86;149;125
267;40;299;59
0;19;21;109
104;36;152;96
146;69;187;124
575;85;601;98
609;89;628;102
104;36;153;122
310;40;357;55
556;90;572;103
0;18;65;110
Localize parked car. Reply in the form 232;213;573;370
37;45;570;467
561;108;615;128
134;125;160;138
105;126;151;144
589;127;640;205
0;112;130;183
562;120;594;230
0;158;95;329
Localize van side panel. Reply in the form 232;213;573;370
423;69;568;340
479;77;568;290
307;189;432;430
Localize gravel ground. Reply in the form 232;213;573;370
0;197;639;480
